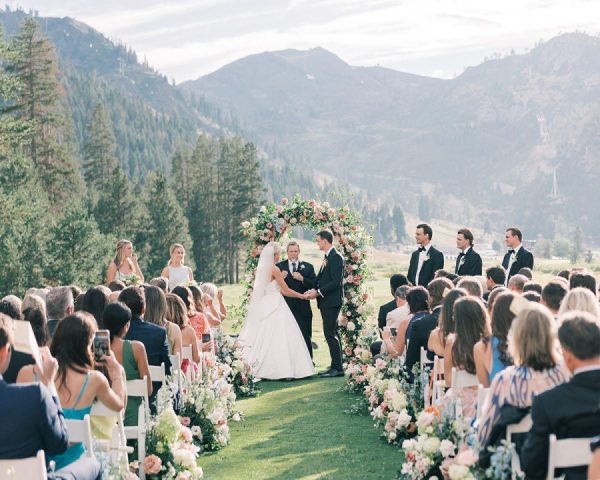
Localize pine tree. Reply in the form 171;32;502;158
94;166;138;237
83;103;118;189
391;205;406;243
136;171;193;278
3;17;82;206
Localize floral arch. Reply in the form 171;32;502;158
237;195;372;362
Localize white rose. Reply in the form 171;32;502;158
423;436;441;455
448;465;470;480
259;206;266;212
346;321;356;331
390;392;407;411
388;431;397;441
396;408;412;428
440;439;456;458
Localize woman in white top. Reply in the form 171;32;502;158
161;243;194;289
106;239;144;285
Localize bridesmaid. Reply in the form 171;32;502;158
106;239;144;285
161;243;193;289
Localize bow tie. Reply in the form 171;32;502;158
508;249;515;255
418;247;426;252
458;251;465;257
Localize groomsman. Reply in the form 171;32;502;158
276;241;316;357
502;227;534;283
455;228;482;276
407;224;444;287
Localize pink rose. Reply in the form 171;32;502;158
290;217;297;224
338;316;348;327
344;347;353;356
266;222;273;229
455;448;479;466
375;358;387;370
180;426;193;442
143;454;162;475
362;293;369;301
281;198;289;205
308;200;316;207
179;416;191;427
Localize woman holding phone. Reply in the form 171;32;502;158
47;312;125;470
106;239;144;285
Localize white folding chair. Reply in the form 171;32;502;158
65;414;95;460
546;434;593;480
431;356;445;407
451;367;478;416
0;450;47;480
91;401;131;466
505;413;532;479
420;347;434;404
169;353;182;398
476;385;490;420
149;362;166;388
420;347;434;369
124;376;149;480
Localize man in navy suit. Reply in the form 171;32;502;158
119;287;171;409
306;230;345;377
455;228;482;276
407;224;444;287
502;227;534;283
0;314;100;479
522;312;600;480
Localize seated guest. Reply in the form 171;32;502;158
149;276;169;293
107;280;126;292
541;280;568;317
569;271;597;294
119;286;171;404
378;274;409;329
21;293;46;316
81;287;109;329
428;288;467;357
372;286;410;356
590;437;600;480
1;297;35;384
457;276;483;298
508;274;527;294
104;302;151;426
200;282;227;326
486;286;508;315
474;292;516;387
145;285;182;357
381;286;427;360
523;291;541;302
16;307;50;384
557;269;571;281
187;285;212;342
522;312;600;480
477;304;569;449
483;266;506;302
517;267;533;280
0;314;103;480
0;295;22;320
405;278;453;380
443;296;489;419
523;281;543;295
558;287;600;318
46;286;75;339
165;294;201;370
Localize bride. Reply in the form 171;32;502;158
239;242;315;380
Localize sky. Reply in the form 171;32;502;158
5;0;600;82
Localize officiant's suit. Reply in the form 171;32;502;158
315;248;344;372
276;259;316;357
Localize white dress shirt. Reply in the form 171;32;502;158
288;259;299;272
505;244;522;284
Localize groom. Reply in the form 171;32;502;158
306;230;344;378
276;241;316;358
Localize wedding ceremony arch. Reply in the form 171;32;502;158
237;195;373;362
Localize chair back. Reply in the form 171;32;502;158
0;450;47;480
127;376;150;417
476;385;490;420
91;401;131;464
505;413;532;480
420;347;433;368
451;367;478;390
546;434;593;480
430;356;445;407
149;362;166;387
65;414;95;459
181;345;197;382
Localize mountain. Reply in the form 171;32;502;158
182;35;600;238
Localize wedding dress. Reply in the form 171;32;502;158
239;243;315;380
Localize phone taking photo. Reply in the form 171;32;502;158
202;333;211;343
93;330;110;363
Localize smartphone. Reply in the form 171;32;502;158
390;328;397;337
93;330;110;363
202;333;211;343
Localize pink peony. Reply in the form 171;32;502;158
344;346;353;356
143;455;162;475
180;426;193;442
375;358;387;369
455;448;479;466
179;416;191;427
338;316;348;327
290;217;297;224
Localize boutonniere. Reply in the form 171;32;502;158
300;264;305;270
459;256;466;266
510;253;517;263
423;254;430;262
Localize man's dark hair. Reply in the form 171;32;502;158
316;230;333;244
557;269;570;280
390;274;408;294
457;277;483;298
0;298;23;320
108;280;126;292
118;286;145;317
457;228;474;246
517;267;533;280
417;224;433;240
569;272;597;294
541;281;568;312
486;266;506;286
523;291;541;303
447;273;459;282
103;302;132;340
406;286;429;314
558;312;600;360
523;281;542;295
506;227;523;242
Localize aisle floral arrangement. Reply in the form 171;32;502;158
214;333;260;397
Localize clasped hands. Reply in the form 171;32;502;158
303;289;319;300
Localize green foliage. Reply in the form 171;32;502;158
491;239;502;253
44;201;112;286
93;166;139;237
569;226;584;264
535;237;553;259
82;103;118;189
553;236;570;258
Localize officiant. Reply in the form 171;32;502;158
277;241;317;358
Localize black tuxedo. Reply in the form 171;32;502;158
502;246;534;281
404;306;442;381
455;247;482;276
407;246;444;287
315;248;344;371
276;259;316;357
522;369;600;480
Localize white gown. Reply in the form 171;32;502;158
239;279;314;380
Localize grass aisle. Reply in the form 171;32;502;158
200;376;401;479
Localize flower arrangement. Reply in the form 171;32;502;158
121;273;141;286
236;195;372;362
213;333;260;397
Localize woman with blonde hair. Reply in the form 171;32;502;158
200;282;226;327
145;285;182;357
161;243;193;289
165;294;201;371
106;239;144;285
558;286;600;319
477;303;569;448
